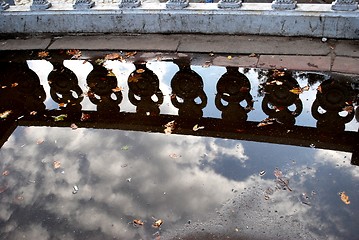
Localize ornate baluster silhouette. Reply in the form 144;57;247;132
119;0;141;8
215;67;253;125
48;62;84;118
73;0;95;9
332;0;358;11
0;62;46;115
261;70;303;126
86;64;123;117
218;0;241;8
311;78;356;132
128;62;163;116
166;0;189;9
170;59;207;120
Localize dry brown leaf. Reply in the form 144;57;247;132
136;69;145;74
343;106;354;113
133;219;144;226
53;160;61;169
152;219;163;228
164;120;176;135
80;113;91;121
105;53;121;60
2;170;9;176
289;87;303;95
112;86;123;92
0;110;12;119
340;192;350;205
38;51;49;58
193;124;205;131
125;51;137;58
36;139;45;145
11;83;18;88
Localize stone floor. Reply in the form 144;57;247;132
1;34;358;75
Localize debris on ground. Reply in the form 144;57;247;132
0;110;12;119
133;219;144;226
70;123;78;130
339;192;350;205
164;120;176;135
193;124;204;131
53;160;61;169
52;114;68;122
152;219;163;228
72;185;79;194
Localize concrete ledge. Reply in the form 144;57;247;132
0;3;358;39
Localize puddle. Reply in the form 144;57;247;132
0;50;358;240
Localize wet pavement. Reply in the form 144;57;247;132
0;36;358;240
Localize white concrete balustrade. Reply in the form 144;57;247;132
0;0;358;39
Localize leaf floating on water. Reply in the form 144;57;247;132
125;51;137;58
152;219;163;228
136;69;145;74
107;70;116;77
0;110;12;119
80;113;91;122
53;160;61;169
257;118;275;127
193;124;205;131
133;219;144;226
66;49;82;59
121;145;129;151
105;52;121;60
112;86;123;92
52;114;67;122
289;87;303;95
339;192;350;205
342;106;354;113
38;51;49;58
274;168;283;178
169;153;181;159
164;120;176;135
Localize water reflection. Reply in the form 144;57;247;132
0;51;358;239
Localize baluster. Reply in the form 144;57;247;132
215;67;253;125
218;0;242;9
271;0;297;10
166;0;189;9
332;0;358;11
127;62;163;116
119;0;141;8
0;0;9;11
31;0;51;10
261;69;303;126
73;0;95;9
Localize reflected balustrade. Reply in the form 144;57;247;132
0;54;358;164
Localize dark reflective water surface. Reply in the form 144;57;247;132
0;50;358;240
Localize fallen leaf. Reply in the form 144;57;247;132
339;192;350;204
136;69;145;74
274;168;283;178
301;85;310;92
36;139;45;145
257;118;276;127
128;73;140;83
152;219;163;228
80;113;91;121
317;85;322;93
227;56;232;60
38;51;49;58
169;153;181;159
289;87;303;95
95;58;106;65
58;103;66;108
2;170;9;176
209;52;214;56
107;70;116;77
112;86;123;92
343;106;354;113
0;110;12;119
125;51;137;58
11;83;18;88
193;124;205;131
164;121;176;135
105;53;121;60
53;160;61;169
52;114;67;121
249;53;257;57
121;145;129;151
66;49;82;59
70;123;78;130
30;111;37;116
133;219;144;226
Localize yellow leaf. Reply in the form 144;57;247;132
152;219;163;228
53;160;61;169
38;51;49;58
340;192;350;205
227;56;232;60
107;70;116;77
289;87;303;95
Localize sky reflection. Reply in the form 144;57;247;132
0;126;358;240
